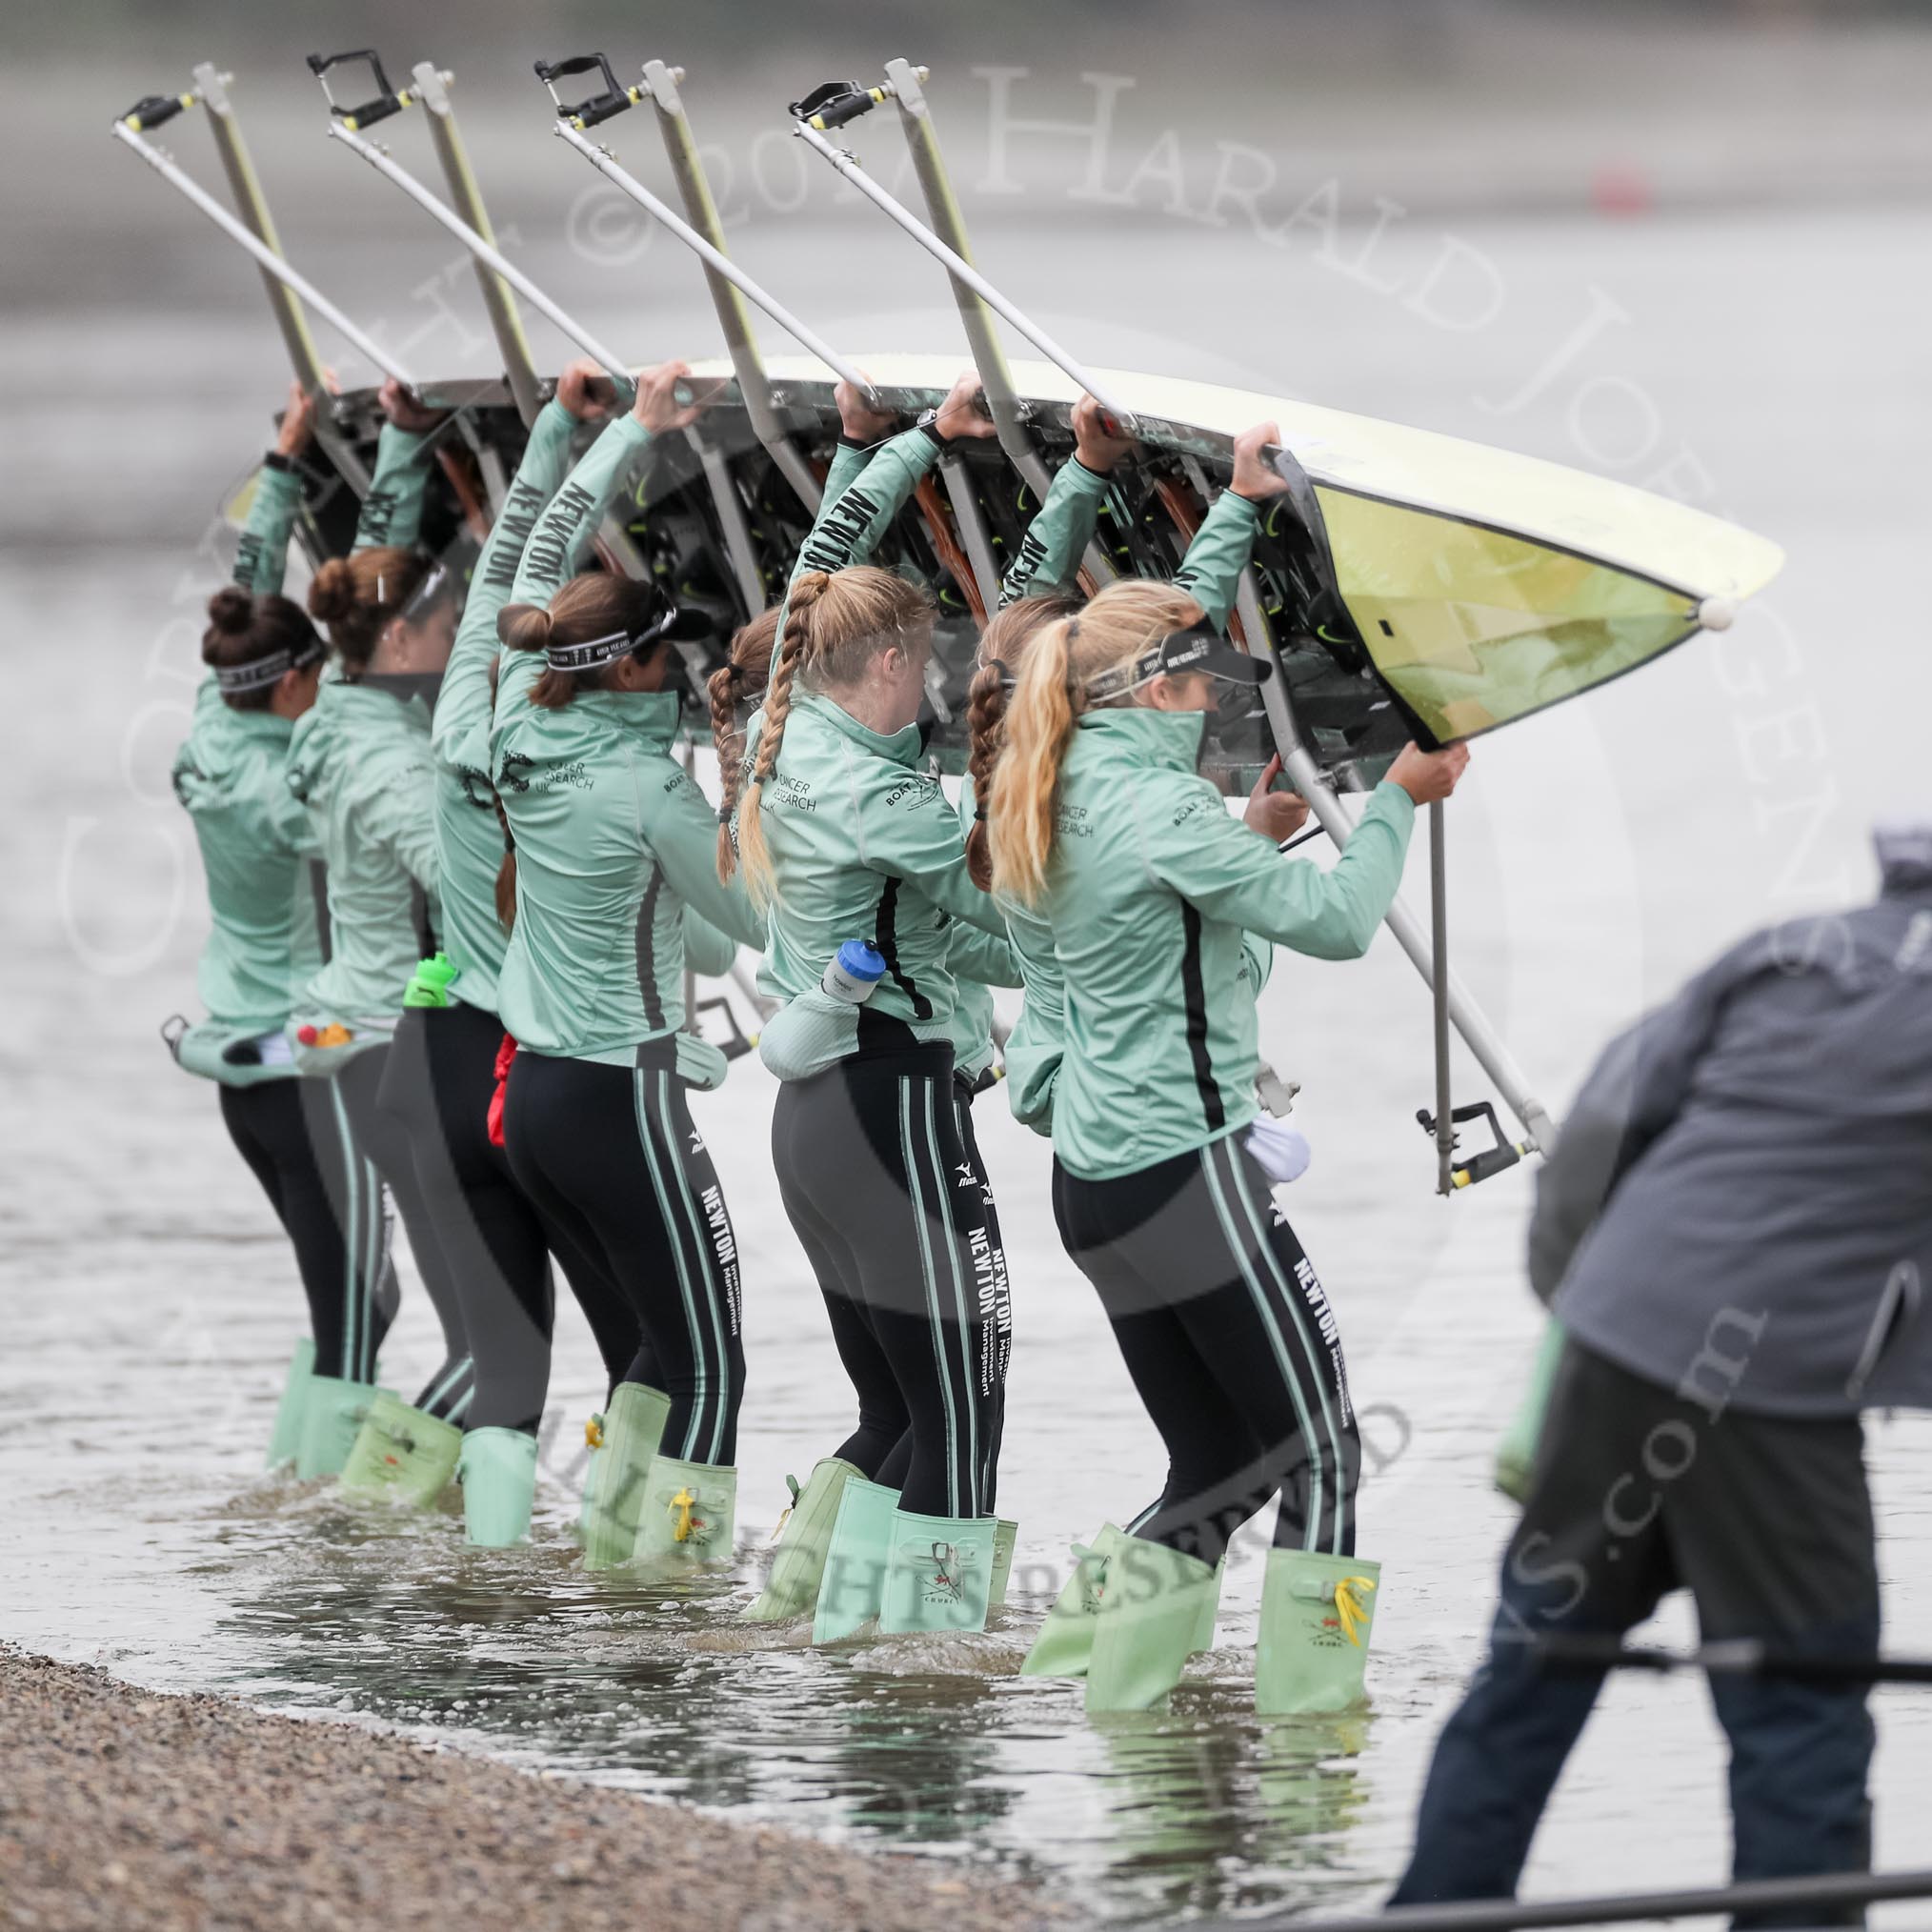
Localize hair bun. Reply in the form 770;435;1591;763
307;556;358;624
497;603;555;654
205;585;255;636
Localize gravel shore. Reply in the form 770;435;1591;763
0;1648;1069;1932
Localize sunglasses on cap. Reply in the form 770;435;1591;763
1084;626;1274;701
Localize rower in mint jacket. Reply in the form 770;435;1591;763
171;380;402;1458
491;393;766;1072
431;393;578;1014
174;392;327;1081
995;580;1468;1713
487;362;762;1568
285;384;481;1442
287;396;446;1050
975;407;1280;1127
1044;705;1414;1177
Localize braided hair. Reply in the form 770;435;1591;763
716;567;935;903
722;573;825;901
709;605;780;877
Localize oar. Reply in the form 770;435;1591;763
1213;1867;1932;1932
536;55;880;404
871;59;1116;586
789;78;1138;434
111;103;417;394
1531;1633;1932;1687
406;60;545;432
313;76;635;394
639;58;824;514
536;52;1003;618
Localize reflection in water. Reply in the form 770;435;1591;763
185;1482;1382;1922
1087;1699;1373;1921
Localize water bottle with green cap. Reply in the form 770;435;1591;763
403;951;457;1010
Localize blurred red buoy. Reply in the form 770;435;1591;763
1593;162;1654;216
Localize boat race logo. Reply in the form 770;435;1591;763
905;1536;979;1612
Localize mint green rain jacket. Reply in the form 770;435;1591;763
1040;707;1414;1180
286;423;441;1042
739;427;1014;1061
169;453;319;1081
171;505;318;1079
491;414;765;1073
995;482;1267;1126
430;398;577;1014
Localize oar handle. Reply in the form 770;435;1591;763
534;51;642;131
789;80;891;131
119;92;194;133
306;49;413;132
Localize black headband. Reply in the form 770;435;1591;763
213;635;325;694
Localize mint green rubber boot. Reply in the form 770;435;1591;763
742;1458;864;1622
1085;1536;1218;1712
1019;1524;1128;1679
1193;1557;1227;1657
339;1391;463;1506
297;1377;382;1479
1255;1550;1381;1716
460;1427;539;1546
266;1338;315;1469
988;1519;1019;1611
878;1509;998;1637
581;1381;671;1571
1496;1320;1567;1503
811;1478;900;1643
575;1412;607;1542
631;1456;737;1571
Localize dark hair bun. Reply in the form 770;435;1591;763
206;585;255;637
308;557;358;624
498;603;554;654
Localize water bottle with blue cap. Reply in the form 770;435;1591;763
822;940;886;1005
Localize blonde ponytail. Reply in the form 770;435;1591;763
969;594;1081;892
988;578;1206;906
988;618;1078;906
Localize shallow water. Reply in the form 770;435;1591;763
6;194;1932;1923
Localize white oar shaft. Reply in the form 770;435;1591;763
794;120;1136;429
326;122;634;389
111;120;415;388
553;120;876;399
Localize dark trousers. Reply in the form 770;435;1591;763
772;1048;1008;1519
869;1077;1014;1507
1394;1341;1878;1925
1053;1133;1359;1563
218;1075;398;1383
336;1040;473;1419
378;1005;639;1433
503;1046;744;1466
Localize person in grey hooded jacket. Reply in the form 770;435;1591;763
1394;825;1932;1922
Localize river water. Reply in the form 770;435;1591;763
5;157;1932;1925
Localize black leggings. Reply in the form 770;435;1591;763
1052;1133;1360;1564
335;1041;473;1420
503;1045;744;1465
218;1075;399;1384
377;1004;640;1434
773;1046;1008;1520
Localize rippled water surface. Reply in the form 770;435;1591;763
6;193;1932;1923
